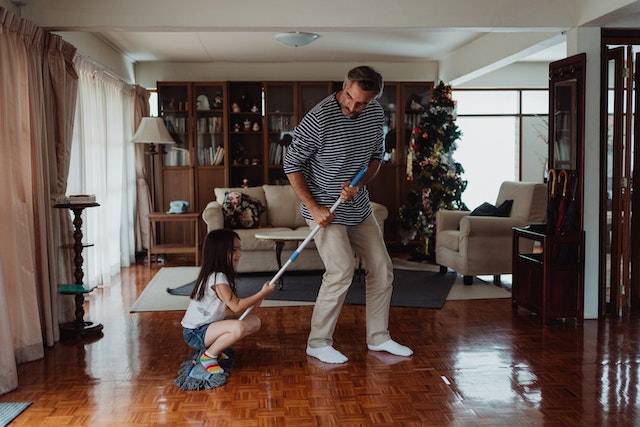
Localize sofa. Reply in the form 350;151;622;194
202;185;389;273
435;181;547;285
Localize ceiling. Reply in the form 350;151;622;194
101;30;486;63
520;42;567;62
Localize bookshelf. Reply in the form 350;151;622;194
156;80;433;242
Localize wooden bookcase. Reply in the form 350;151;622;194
156;80;433;243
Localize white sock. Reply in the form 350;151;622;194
306;345;348;364
367;339;413;357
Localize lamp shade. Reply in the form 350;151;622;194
275;32;320;47
131;117;175;144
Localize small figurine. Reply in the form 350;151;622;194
233;123;240;132
241;178;249;188
232;102;241;113
251;104;259;113
252;122;260;132
213;93;223;109
251;158;260;166
243;119;251;130
196;94;210;111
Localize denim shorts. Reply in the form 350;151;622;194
183;323;210;350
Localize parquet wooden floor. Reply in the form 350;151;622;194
2;264;639;426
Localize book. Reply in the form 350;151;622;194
57;194;96;204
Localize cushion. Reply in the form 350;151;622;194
469;200;513;217
215;186;267;225
222;192;265;229
262;185;306;227
437;230;460;252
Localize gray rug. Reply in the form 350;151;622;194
0;402;31;427
167;269;456;309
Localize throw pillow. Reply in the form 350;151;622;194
469;199;513;217
222;191;265;229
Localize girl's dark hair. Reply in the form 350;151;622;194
191;229;240;301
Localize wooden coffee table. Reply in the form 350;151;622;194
254;229;310;289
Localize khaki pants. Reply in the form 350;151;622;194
306;214;393;348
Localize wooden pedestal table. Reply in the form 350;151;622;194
54;202;103;338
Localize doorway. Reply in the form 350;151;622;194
600;30;640;317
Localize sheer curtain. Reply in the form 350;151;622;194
68;57;136;287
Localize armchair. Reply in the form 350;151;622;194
435;181;547;285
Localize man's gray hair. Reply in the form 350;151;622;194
343;66;384;99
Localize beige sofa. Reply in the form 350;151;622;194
202;185;389;273
435;181;547;285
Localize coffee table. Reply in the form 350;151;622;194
254;229;310;289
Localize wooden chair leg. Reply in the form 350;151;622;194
463;275;474;286
493;275;501;285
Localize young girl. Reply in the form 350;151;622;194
181;229;275;377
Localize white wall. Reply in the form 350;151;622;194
135;61;438;89
56;32;136;83
567;27;601;319
457;63;549;88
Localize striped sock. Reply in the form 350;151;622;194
199;352;223;374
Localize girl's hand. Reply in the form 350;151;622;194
261;281;277;296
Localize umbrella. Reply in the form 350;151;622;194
560;174;579;234
554;170;570;234
546;169;558;233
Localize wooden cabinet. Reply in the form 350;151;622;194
512;226;584;324
156;80;433;242
511;54;586;324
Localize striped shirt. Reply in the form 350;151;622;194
283;93;384;225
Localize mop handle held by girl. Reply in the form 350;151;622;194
239;165;368;321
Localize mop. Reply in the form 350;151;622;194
239;165;369;321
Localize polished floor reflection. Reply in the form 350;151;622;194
2;264;639;426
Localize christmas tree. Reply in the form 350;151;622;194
399;81;467;260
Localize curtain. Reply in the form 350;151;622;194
133;86;152;252
67;57;136;287
0;7;77;395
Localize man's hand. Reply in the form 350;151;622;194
309;204;335;227
340;182;361;202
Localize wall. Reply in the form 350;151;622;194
56;32;136;83
567;27;600;319
457;62;549;88
135;61;439;89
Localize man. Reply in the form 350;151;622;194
283;66;413;364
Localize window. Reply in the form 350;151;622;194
452;89;548;209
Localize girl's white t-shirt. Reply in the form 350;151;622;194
181;272;229;329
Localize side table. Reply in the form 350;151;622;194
148;212;200;267
54;202;103;338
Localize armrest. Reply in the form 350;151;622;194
459;216;523;237
370;202;388;234
370;202;388;222
436;209;470;232
202;201;224;232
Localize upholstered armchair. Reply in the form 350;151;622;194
435;181;547;285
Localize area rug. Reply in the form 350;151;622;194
131;267;456;312
0;402;31;427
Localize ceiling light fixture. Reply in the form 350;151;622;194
275;32;320;47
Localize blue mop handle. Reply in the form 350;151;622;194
239;165;368;321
